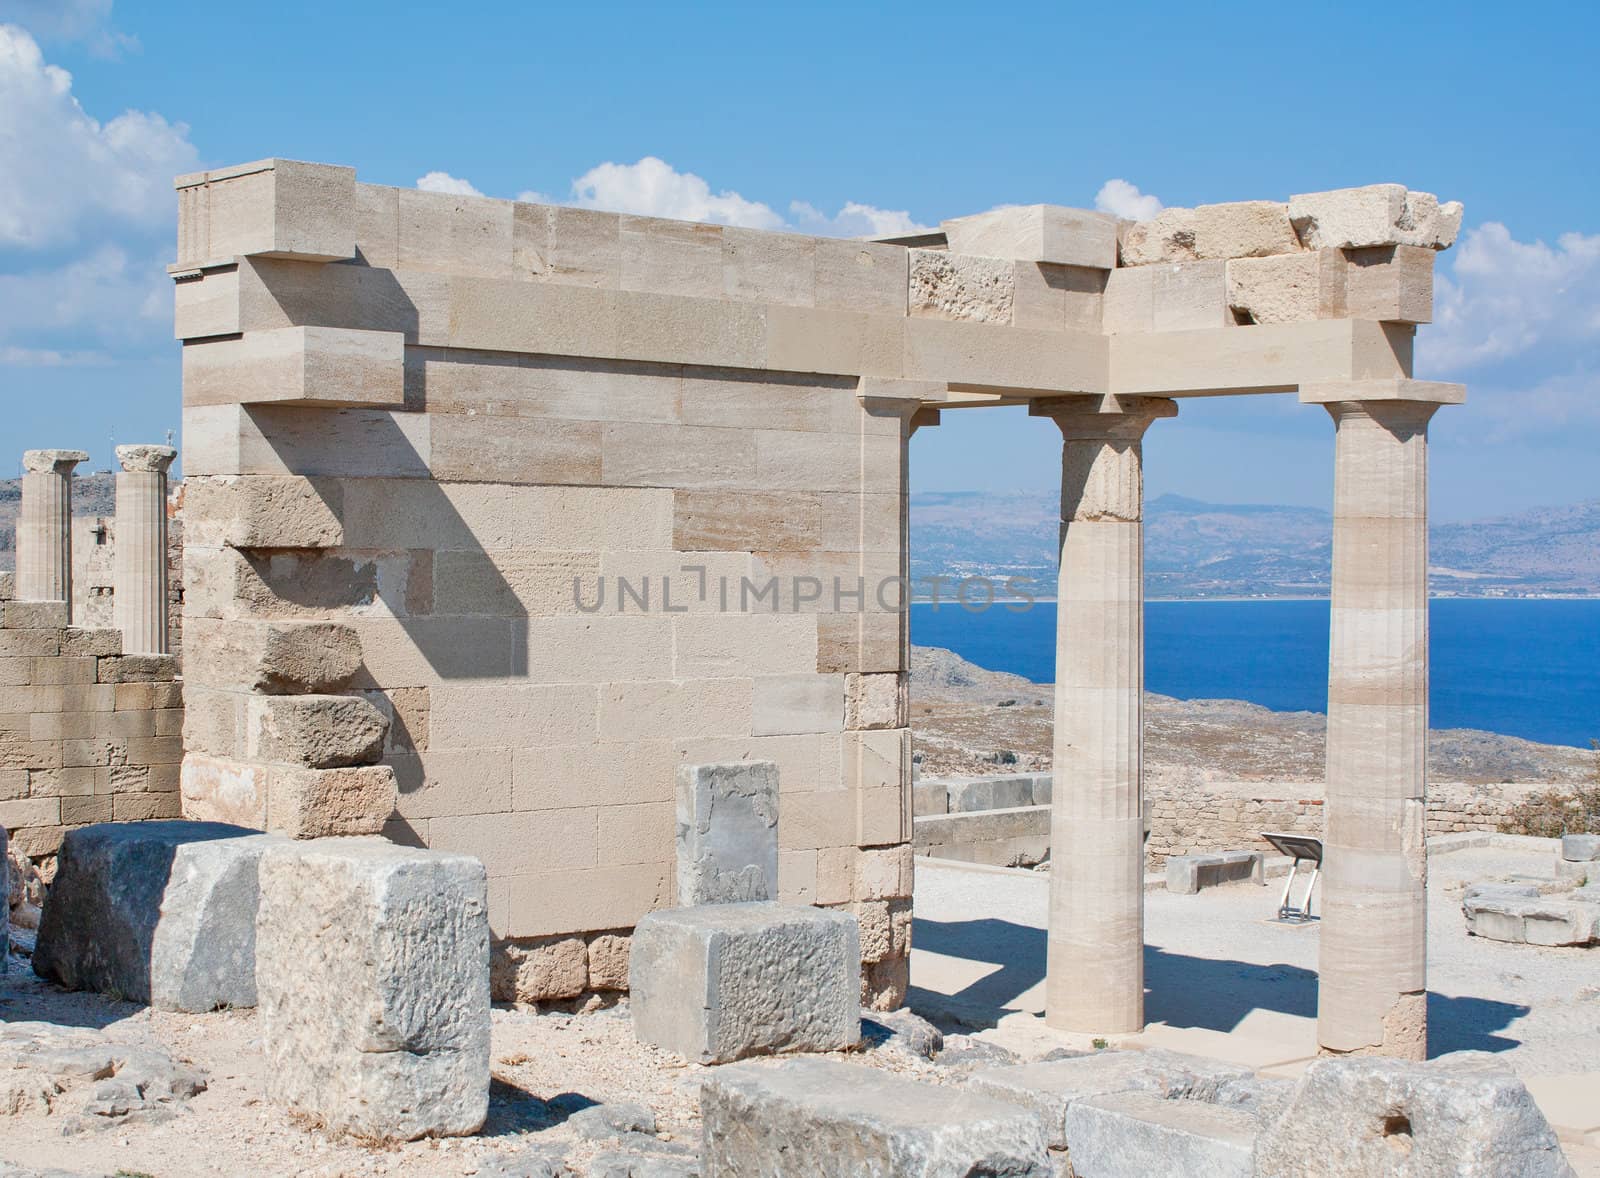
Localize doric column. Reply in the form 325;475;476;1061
113;445;178;654
1031;394;1176;1035
16;449;89;610
1302;379;1462;1059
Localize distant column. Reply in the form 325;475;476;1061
1303;379;1462;1059
16;449;89;611
1031;394;1176;1036
113;445;178;654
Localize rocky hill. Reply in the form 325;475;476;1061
911;491;1600;598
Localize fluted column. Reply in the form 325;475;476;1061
16;449;89;611
1031;394;1176;1035
113;445;178;654
1304;379;1462;1059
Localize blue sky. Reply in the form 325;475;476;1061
1;0;1596;520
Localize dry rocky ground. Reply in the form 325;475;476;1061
910;644;1596;785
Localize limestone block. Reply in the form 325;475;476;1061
1119;207;1199;266
675;760;779;905
723;227;816;306
1165;851;1264;895
630;902;859;1063
845;672;904;730
588;932;632;991
908;250;1015;324
255;838;491;1140
1344;245;1435;323
175;159;356;266
1102;266;1154;333
1226;250;1347;324
183;618;363;693
813;238;907;316
621;215;725;300
1153;260;1230;331
32;821;284;1011
947;775;1035;813
1462;887;1598;946
1288;185;1464;250
184;475;346;550
173;266;243;340
1563;834;1600;862
701;1057;1051;1176
396;188;514;278
266;764;397;839
490;934;588;1003
912;782;950;816
965;1049;1252;1148
183;325;405;409
1031;774;1053;806
752;675;843;737
1191;201;1301;259
941;205;1118;269
245;694;387;768
1064;1091;1258;1178
1254;1055;1573;1176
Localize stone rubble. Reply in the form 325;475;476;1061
0;1020;206;1128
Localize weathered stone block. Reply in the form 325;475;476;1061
33;821;284;1011
701;1057;1052;1176
1563;834;1600;862
948;775;1035;813
184;618;362;692
676;760;779;905
1288;185;1463;250
1165;851;1263;895
176;158;357;265
630;902;859;1063
1064;1091;1258;1178
491;934;588;1003
966;1049;1252;1148
245;694;387;768
1344;244;1434;323
266;763;397;839
1462;886;1599;946
1226;250;1347;324
908;250;1015;324
182;475;344;549
183;325;405;409
844;672;903;730
942;205;1118;269
1254;1054;1574;1176
255;837;491;1140
912;781;950;816
1189;200;1301;259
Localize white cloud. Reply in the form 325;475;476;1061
1094;179;1162;221
0;345;112;367
0;25;195;248
416;170;483;197
0;245;168;356
0;1;136;57
430;156;930;238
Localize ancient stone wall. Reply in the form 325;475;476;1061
71;505;185;652
0;573;183;859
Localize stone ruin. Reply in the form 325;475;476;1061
3;157;1586;1173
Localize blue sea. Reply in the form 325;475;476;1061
911;599;1600;749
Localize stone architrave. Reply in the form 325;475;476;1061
113;444;177;654
675;760;779;905
16;449;88;611
1302;379;1463;1058
1030;395;1176;1036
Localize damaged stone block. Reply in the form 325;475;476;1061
245;693;388;768
701;1057;1052;1176
1254;1054;1572;1176
676;760;779;905
1288;184;1463;250
33;821;285;1011
630;902;859;1063
183;618;364;693
255;837;491;1140
1462;884;1599;946
265;763;398;839
182;475;344;550
1226;250;1347;324
908;250;1015;325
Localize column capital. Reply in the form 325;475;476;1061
116;444;178;475
1299;378;1464;407
1029;394;1178;440
22;449;89;474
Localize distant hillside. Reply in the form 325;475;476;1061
911;491;1600;598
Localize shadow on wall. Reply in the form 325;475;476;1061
908;915;1528;1057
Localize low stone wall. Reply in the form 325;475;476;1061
914;771;1561;868
0;574;183;858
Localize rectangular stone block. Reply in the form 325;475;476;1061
33;821;285;1011
244;694;388;768
183;617;362;692
1563;834;1600;862
813;238;906;316
1063;1091;1258;1178
1226;250;1347;325
183;326;405;408
947;775;1035;813
752;674;843;737
912;781;950;817
942;204;1118;269
844;672;904;730
630;902;859;1063
256;838;491;1140
1165;851;1264;894
1344;245;1434;324
182;476;345;550
4;601;68;629
1153;260;1230;331
175;159;356;266
676;760;780;905
396;188;514;278
701;1057;1052;1176
265;763;397;839
966;1049;1252;1149
173;266;243;340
